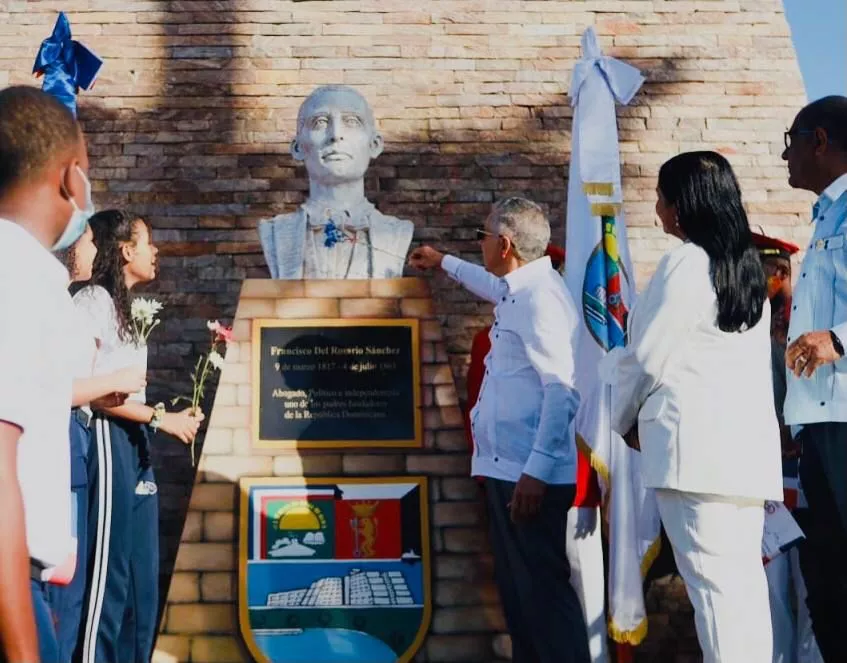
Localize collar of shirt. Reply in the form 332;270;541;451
0;219;69;286
503;255;553;293
822;172;847;203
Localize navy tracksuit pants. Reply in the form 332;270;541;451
77;414;159;663
47;410;92;662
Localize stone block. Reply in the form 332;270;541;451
189;484;237;512
421;320;443;341
426;635;491;662
370;278;430;298
422;365;453;385
166;604;234;635
152;636;190;663
304;279;371;298
182;511;203;542
275;298;340;318
200;455;273;481
208;406;250;430
433;501;484;527
406;454;469;476
240;280;306;299
168;573;200;603
204;512;236;542
442;528;489;554
432;606;506;633
339;298;400;318
434;384;459;406
190;636;246;662
201;572;235;602
401;297;435;318
434;430;468;452
235;298;275;319
342;454;406;474
202;429;234;455
174;544;235;572
273;453;344;476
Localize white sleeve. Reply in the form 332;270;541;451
0;282;40;432
608;249;712;435
519;292;581;482
441;255;507;304
72;286;114;343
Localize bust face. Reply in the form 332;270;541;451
292;86;384;186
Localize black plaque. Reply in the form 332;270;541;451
253;319;421;448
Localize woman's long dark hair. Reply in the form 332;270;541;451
88;209;146;343
658;151;766;332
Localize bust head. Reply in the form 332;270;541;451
291;85;384;186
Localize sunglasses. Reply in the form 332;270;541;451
475;228;496;241
784;128;814;150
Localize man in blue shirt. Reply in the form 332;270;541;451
782;95;847;662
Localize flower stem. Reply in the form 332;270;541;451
189;354;212;467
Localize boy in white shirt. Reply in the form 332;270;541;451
0;85;92;662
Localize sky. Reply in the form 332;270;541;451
784;0;847;100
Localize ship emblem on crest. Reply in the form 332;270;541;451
239;477;431;663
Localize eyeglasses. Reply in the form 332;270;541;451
784;128;814;150
475;228;496;241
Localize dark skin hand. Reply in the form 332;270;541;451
509;473;547;523
786;330;841;378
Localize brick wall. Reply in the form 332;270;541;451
2;1;810;660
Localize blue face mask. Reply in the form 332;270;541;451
53;166;95;252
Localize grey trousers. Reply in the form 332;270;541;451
484;478;590;663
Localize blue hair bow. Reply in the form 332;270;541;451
32;12;102;118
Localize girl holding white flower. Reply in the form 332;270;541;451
50;223;148;663
72;210;202;663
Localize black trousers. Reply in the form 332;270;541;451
797;422;847;663
484;478;590;663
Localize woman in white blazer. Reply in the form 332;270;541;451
604;151;783;663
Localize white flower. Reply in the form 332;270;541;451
132;298;163;324
131;298;164;345
207;320;221;333
208;350;225;370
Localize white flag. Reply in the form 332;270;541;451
564;26;661;647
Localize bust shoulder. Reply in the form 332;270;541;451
258;210;308;244
369;209;415;243
258;210;309;279
371;209;413;228
259;209;305;231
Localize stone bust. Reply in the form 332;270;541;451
259;85;414;280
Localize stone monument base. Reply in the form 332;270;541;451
154;278;506;663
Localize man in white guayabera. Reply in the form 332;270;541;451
409;198;590;663
259;85;414;280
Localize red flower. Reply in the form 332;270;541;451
215;325;234;344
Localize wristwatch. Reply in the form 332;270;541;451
150;402;166;432
831;331;845;358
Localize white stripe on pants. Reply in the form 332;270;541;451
655;489;772;663
81;416;112;663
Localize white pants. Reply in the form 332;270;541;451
765;545;824;663
656;489;773;663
